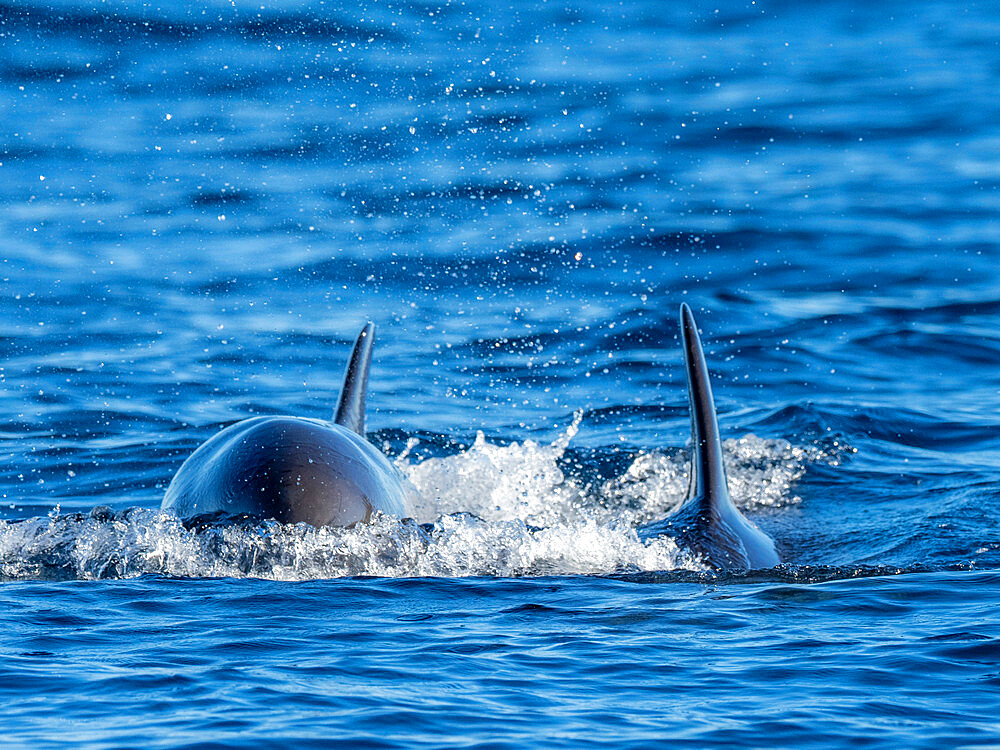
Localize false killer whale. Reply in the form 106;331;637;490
162;323;409;526
641;304;780;571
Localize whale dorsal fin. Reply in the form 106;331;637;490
639;304;779;570
334;323;375;435
679;302;730;512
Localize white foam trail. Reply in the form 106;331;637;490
0;510;699;580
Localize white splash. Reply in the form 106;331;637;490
400;413;586;527
602;435;834;525
0;510;698;581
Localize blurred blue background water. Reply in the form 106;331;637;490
2;0;1000;746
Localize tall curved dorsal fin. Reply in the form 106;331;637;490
333;323;375;435
640;304;779;570
679;302;730;512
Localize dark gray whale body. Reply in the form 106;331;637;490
162;324;408;526
641;304;780;571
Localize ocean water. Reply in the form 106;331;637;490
2;0;1000;746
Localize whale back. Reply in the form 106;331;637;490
334;323;375;436
641;304;779;571
162;416;408;525
162;322;410;527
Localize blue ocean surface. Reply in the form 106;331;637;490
2;0;1000;746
